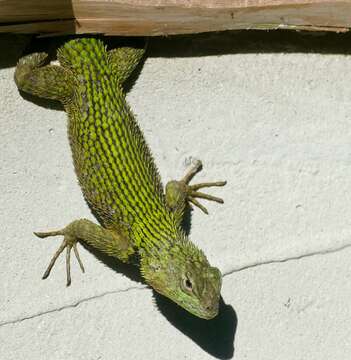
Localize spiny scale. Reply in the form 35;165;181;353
61;38;179;251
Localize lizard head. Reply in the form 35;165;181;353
141;241;222;319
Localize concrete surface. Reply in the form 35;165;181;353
1;31;351;359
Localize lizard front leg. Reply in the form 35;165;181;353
35;219;134;286
165;160;227;217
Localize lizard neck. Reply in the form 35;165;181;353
132;208;184;254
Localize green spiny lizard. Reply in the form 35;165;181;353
14;38;226;319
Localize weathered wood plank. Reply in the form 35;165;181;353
0;0;350;35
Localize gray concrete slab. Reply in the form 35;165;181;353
1;32;351;359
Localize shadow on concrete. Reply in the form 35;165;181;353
4;30;351;70
0;0;74;69
0;34;32;68
7;30;351;111
147;30;351;58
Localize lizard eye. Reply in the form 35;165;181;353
182;276;193;292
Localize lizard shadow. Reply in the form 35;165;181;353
154;293;237;360
156;206;237;359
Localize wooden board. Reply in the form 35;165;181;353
0;0;350;35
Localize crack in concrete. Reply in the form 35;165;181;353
2;243;350;328
222;242;351;276
0;285;146;328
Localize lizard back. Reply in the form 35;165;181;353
58;38;178;250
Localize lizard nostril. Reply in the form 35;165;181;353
205;304;213;311
205;301;219;313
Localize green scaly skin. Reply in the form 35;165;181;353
14;38;226;319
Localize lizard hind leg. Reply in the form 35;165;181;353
108;46;146;85
14;52;73;103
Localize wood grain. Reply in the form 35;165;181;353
0;0;350;35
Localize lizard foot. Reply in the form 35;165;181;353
166;160;227;214
34;227;85;286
